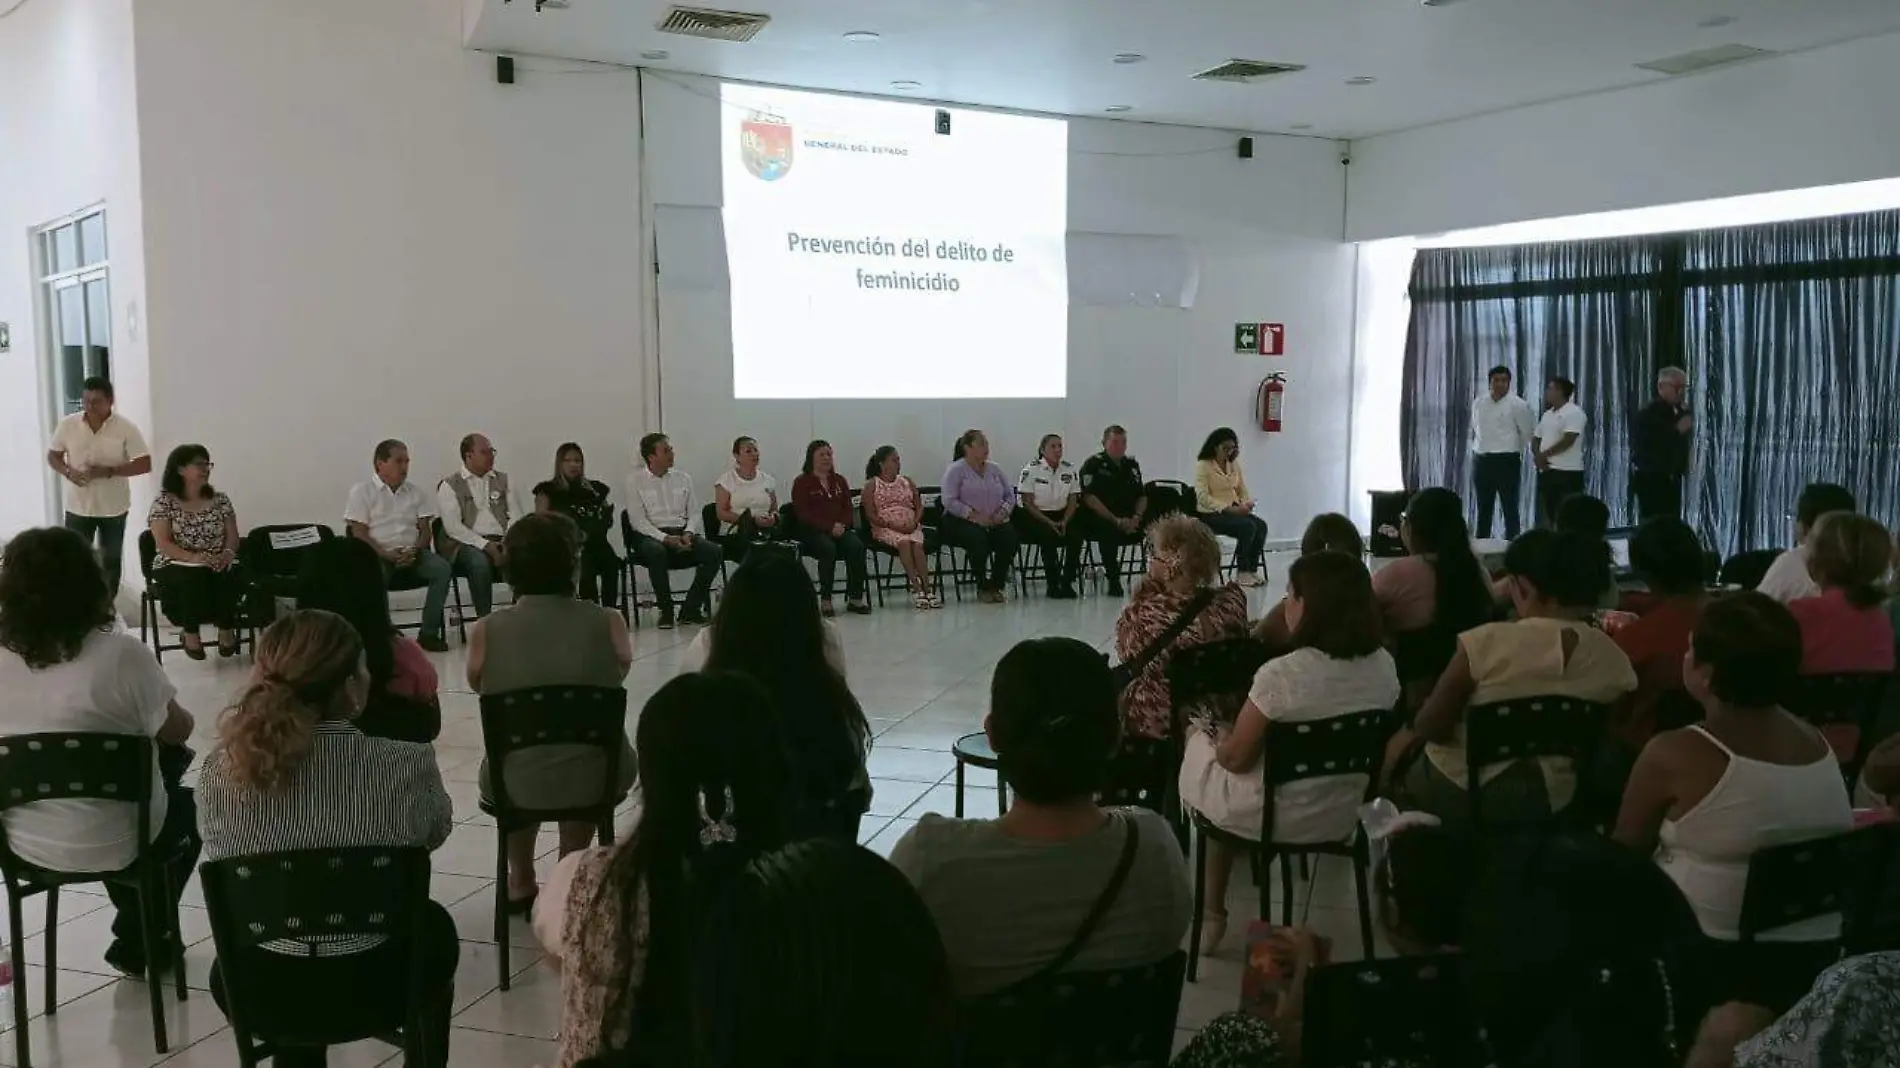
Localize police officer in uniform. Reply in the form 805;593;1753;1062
1077;424;1149;596
1015;433;1084;599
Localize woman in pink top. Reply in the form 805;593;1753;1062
863;445;941;610
1786;512;1894;763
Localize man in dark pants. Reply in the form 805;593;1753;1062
1014;433;1084;599
624;433;723;628
1076;425;1149;596
1532;376;1588;528
1469;365;1535;539
46;377;152;601
1632;366;1693;521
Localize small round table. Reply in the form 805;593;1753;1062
951;731;1008;818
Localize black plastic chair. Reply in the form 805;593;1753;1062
1187;708;1391;981
238;522;334;626
477;686;628;988
1842;821;1900;955
862;488;946;607
136;531;187;663
1719;548;1784;591
1463;696;1607;832
199;847;433;1068
0;733;189;1068
1785;672;1890;787
1738;827;1864;944
1078;531;1147;594
954;951;1186;1068
923;487;980;603
1098;735;1180;817
1302;953;1475;1068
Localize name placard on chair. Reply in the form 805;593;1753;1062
267;527;322;551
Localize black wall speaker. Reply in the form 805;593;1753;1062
497;56;516;85
935;109;952;135
1238;136;1254;159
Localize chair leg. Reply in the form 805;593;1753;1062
1279;851;1296;927
167;870;187;1002
1254;849;1271;922
140;883;170;1054
954;759;966;819
452;581;468;644
994;774;1007;818
41;887;57;1016
1188;827;1207;982
494;824;511;992
1352;843;1377;960
9;888;33;1068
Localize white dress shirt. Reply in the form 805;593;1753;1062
1756;545;1821;604
436;467;525;550
1471;393;1535;455
48;411;150;518
625;466;701;541
343;478;436;552
1017;459;1079;512
1535;402;1589;472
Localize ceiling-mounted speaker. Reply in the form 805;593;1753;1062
497;56;516;84
1238;136;1254;160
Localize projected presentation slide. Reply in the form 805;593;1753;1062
720;82;1069;400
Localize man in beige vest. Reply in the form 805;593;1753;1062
436;433;524;620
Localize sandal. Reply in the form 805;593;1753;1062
912;591;931;610
820;598;837;618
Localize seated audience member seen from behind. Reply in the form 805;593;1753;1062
468;513;635;912
1613;594;1853;958
1115;515;1252;742
1785;511;1895;762
197;610;457;1068
0;527;200;979
534;442;620;610
790;439;871;616
1179;551;1400;953
1193;426;1270;587
535;672;791;1068
890;636;1192;998
625;432;723;629
1756;482;1856;603
343;438;454;651
147;443;244;659
698;551;867;838
1015;432;1085;600
1387;530;1637;831
1372;488;1496;702
1556;492;1619;608
294;536;441;744
434;432;523;624
1077;425;1149;597
1254;512;1363;650
685;839;956;1068
1712;953;1900;1068
714;435;784;560
938;429;1021;604
1613;517;1711;748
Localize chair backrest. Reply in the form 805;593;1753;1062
137;529;159;581
199;847;431;1044
619;507;637;549
954;951;1186;1068
0;732;156;875
1738;826;1863;942
701;501;721;537
1264;708;1391;788
477;686;628;821
1166;637;1270;713
1785;672;1888;731
1097;735;1178;813
239;523;335;581
1719;548;1784;591
918;485;943;528
1463;696;1606;770
1301;953;1476;1068
1143;479;1194;519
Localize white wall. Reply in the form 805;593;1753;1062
129;0;648;530
1347;32;1900;241
645;74;1355;541
0;0;152;545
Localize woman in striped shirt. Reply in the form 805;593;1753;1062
196;610;457;1068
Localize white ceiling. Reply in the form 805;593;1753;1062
466;0;1900;140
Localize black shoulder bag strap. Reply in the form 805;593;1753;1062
1030;813;1142;982
1117;588;1218;689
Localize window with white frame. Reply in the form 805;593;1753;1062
36;208;111;416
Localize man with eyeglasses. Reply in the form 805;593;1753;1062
435;432;524;623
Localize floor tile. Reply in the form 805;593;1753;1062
453;956;561;1040
863;818;917;859
434;1025;556;1068
864;778;932;818
0;979;229;1067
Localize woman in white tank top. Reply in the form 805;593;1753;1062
1614;593;1853;941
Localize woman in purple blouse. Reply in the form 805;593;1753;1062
939;429;1020;603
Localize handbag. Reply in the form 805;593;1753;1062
1023;813;1142;984
1110;588;1218;694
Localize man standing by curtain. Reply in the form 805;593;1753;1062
1631;367;1693;521
1532;376;1587;528
1470;365;1536;540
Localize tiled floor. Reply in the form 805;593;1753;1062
16;552;1389;1067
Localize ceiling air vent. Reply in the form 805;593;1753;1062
657;6;771;42
1635;43;1775;76
1191;59;1307;84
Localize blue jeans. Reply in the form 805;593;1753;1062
450;542;497;617
65;511;128;598
384;551;454;638
1198;510;1268;572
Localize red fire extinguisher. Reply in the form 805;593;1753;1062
1256;373;1287;433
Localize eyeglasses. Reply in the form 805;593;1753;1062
190;460;215;470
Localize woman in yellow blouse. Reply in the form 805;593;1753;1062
1193;427;1268;586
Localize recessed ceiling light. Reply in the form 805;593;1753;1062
842;30;880;42
1104;105;1132;113
890;80;923;91
1112;53;1146;65
1345;76;1377;86
1698;15;1737;29
640;49;669;61
1290;122;1313;130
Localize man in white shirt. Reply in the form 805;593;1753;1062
1014;433;1083;599
435;432;524;621
625;433;723;628
1470;365;1536;540
344;439;454;651
1756;482;1856;602
45;376;152;600
1532;376;1588;529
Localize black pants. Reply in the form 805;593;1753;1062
1472;453;1524;540
797;528;868;600
104;758;201;965
65;511;127;598
1536;469;1587;529
1197;511;1269;572
154;564;247;631
577;539;622;610
1013;509;1082;588
1632;470;1684;522
1077;511;1145;590
628;530;722;609
209;901;460;1068
938;513;1020;591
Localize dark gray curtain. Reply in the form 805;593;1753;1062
1400;208;1900;556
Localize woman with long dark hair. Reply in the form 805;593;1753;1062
704;552;869;836
1193;427;1269;587
790;439;871;616
146;443;244;657
534;442;621;609
294;536;441;743
538;672;792;1067
1373;487;1494;638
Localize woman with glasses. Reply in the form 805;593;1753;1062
147;443;244;658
